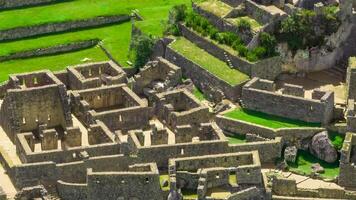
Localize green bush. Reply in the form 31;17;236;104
164;4;188;36
252;46;267;59
259;32;277;57
237;19;251;32
279;6;340;51
246;51;258;62
236;44;248;57
129;34;156;69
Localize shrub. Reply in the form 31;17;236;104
168;4;187;24
237;19;251;32
236;44;248;57
246;51;258;62
259;32;277;57
252;46;267;59
129;34;156;69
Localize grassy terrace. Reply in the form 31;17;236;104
226;134;246;144
197;0;233;17
226;16;263;32
170;38;250;86
0;0;191;82
224;108;321;129
0;47;108;82
0;0;186;30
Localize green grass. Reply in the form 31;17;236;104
0;0;191;82
227;16;262;32
193;86;206;101
170;37;250;85
0;23;131;67
226;134;246;144
224;108;321;129
0;0;187;30
0;47;108;82
197;0;233;17
159;174;170;191
328;131;345;150
288;150;339;179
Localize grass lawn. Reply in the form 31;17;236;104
226;134;246;144
170;37;250;86
192;86;206;101
197;0;233;17
224;108;321;129
159;174;170;191
0;47;108;82
0;0;189;30
328;131;345;150
0;23;131;66
226;16;262;32
288;150;339;179
0;0;191;82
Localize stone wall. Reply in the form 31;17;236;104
227;187;263;200
86;167;162;200
245;0;279;24
216;115;325;147
228;137;282;163
272;176;356;199
0;71;72;142
0;81;9;98
339;132;356;188
57;181;87;200
165;45;247;102
0;39;99;62
346;57;356;101
0;14;130;41
242;78;334;124
179;24;282;80
0;0;57;9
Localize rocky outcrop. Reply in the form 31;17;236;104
309;131;338;163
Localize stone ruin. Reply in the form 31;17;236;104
242;77;334;124
0;57;284;200
339;132;356;188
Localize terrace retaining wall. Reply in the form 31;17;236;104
165;44;247;102
228;137;282;163
179;24;282;80
0;0;57;9
0;39;99;62
216;115;325;148
0;14;130;42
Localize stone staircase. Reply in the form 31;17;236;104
197;172;207;199
223;52;234;69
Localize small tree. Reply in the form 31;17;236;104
259;32;277;57
130;34;156;69
164;4;187;36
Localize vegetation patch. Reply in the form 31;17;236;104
197;0;233;17
328;131;345;150
224;108;321;129
0;47;108;82
170;37;250;86
182;11;278;62
278;6;340;51
227;16;262;32
0;0;192;82
288;150;339;179
192;86;207;101
226;134;246;144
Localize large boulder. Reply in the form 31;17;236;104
309;131;338;163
